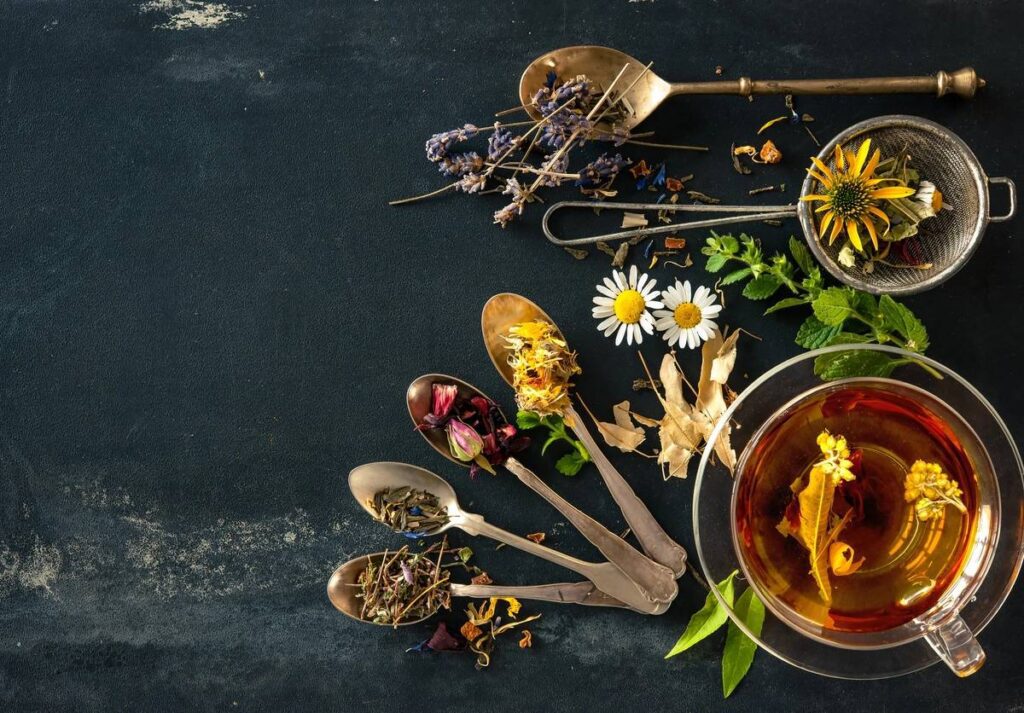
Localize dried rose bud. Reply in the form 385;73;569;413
447;420;483;461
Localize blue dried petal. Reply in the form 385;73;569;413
652;163;667;187
545;70;557;89
409;506;423;516
643;239;655;259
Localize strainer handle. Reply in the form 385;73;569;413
988;177;1017;223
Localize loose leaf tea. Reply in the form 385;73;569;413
357;540;453;627
368;486;450;536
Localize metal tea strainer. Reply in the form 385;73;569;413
541;115;1016;295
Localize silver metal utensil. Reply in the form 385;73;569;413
347;461;670;614
542;115;1015;296
406;374;678;605
481;293;688;577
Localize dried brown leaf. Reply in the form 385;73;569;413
596;400;646;453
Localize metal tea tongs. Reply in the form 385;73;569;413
541;200;797;247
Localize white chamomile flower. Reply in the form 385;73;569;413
653;280;722;349
592;265;663;346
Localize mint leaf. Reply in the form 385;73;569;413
722;587;766;698
541;433;560;455
795;315;842;349
719;235;740;254
705;253;729;273
811;287;857;326
878;295;929;351
555;451;585;476
741;274;782;300
814;350;899;380
721;267;753;285
764;296;807;315
665;571;738;658
788;236;814;275
457;547;474;563
516;410;541;429
828;332;873;345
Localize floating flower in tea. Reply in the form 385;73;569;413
904;459;967;521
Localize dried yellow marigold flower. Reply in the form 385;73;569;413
504;320;581;418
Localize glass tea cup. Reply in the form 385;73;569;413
693;345;1024;679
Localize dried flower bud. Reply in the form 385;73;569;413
447;421;490;472
431;383;458;421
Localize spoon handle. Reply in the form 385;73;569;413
504;457;677;603
455;513;659;613
566;404;688;576
667;68;983;99
451;581;631;609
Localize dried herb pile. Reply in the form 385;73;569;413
357;540;453;627
368;486;450;537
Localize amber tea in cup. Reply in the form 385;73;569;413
734;379;991;644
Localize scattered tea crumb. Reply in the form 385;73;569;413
621;212;648;229
714;65;723;76
730;143;752;175
748;185;776;196
762;219;783;227
632;377;663;392
563;247;589;260
519;630;533;648
664;236;686;249
612;242;630;267
687;190;721;205
471;572;493;585
526;532;546;544
595;241;617;258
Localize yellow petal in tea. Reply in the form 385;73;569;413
828;541;865;576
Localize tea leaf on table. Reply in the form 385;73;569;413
879;295;929;351
813;350;899;380
665;570;738;658
795;315;842;350
764;296;808;314
788;236;815;276
741;274;783;300
595;400;647;453
722;587;766;698
811;287;857;326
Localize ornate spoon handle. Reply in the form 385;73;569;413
566;404;688;576
452;581;632;609
455;511;662;614
504;457;677;603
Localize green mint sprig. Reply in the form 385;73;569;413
702;233;938;380
665;570;766;698
516;410;591;476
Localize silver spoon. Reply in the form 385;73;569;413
348;461;669;615
481;293;688;577
327;551;632;627
406;373;677;605
518;45;983;130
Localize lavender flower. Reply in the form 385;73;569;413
595;124;631;147
438;151;483;177
493;199;524;228
541;153;569;187
576;153;631;189
425;124;478;163
539;112;592;149
502;177;530;203
456;173;487;194
487;124;521;161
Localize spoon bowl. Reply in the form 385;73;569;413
519;45;668;129
481;293;558;387
349;461;461;533
327;552;437;626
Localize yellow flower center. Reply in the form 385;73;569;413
673;302;702;329
613;289;646;324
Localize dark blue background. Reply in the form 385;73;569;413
0;1;1021;711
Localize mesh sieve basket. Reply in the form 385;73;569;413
798;115;1016;295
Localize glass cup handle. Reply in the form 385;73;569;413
924;614;986;677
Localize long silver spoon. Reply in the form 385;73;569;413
348;462;669;614
519;45;983;130
406;373;677;605
481;293;688;576
328;552;631;626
